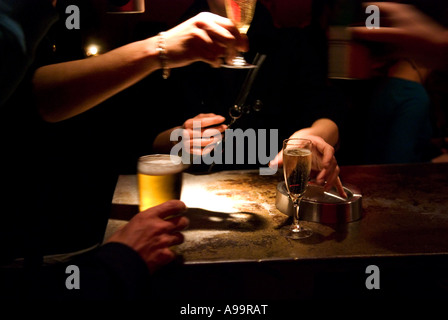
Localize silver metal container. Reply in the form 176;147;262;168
275;181;363;224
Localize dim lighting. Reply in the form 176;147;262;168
85;44;100;57
107;0;145;14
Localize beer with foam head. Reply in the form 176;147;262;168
137;154;185;211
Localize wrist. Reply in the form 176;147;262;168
292;128;313;139
142;33;171;79
156;32;171;79
139;37;161;74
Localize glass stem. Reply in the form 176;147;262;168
292;197;303;230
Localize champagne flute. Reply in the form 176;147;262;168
223;0;257;69
282;138;313;239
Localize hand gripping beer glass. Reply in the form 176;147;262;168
137;154;185;212
222;0;257;69
282;138;313;239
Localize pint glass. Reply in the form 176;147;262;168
137;154;184;212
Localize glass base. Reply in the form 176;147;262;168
221;56;257;69
283;224;313;240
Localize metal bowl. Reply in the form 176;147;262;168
275;181;363;224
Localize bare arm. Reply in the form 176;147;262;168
33;38;160;122
290;118;339;147
350;2;448;68
33;12;247;123
270;118;346;197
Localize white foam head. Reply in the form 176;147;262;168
138;154;185;175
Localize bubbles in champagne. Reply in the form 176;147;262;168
283;148;312;199
225;0;257;33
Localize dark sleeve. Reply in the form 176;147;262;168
0;0;58;106
66;242;151;300
33;243;151;300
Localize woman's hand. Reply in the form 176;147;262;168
270;134;347;198
180;113;227;155
164;12;249;68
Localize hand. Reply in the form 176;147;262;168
269;134;347;198
163;12;249;68
106;200;189;274
180;113;227;155
350;2;448;67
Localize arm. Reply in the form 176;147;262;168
31;200;188;300
350;2;448;68
33;38;161;123
33;12;247;123
270;118;346;197
289;118;339;148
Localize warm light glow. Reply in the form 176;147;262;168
85;44;100;57
181;184;239;213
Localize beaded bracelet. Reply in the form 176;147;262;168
156;32;170;79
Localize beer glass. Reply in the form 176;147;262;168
137;154;185;212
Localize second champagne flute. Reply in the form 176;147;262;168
223;0;257;69
282;138;313;239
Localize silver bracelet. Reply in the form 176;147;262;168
156;32;170;79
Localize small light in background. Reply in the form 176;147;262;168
85;44;100;57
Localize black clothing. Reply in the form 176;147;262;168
0;243;150;300
0;0;151;300
157;1;346;172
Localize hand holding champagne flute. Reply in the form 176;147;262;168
223;0;257;68
282;138;313;239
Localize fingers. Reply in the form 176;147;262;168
187;27;228;67
142;200;187;220
183;113;226;130
195;12;249;52
314;142;335;170
195;16;240;49
314;163;346;198
183;124;227;138
146;248;176;274
334;177;347;199
197;115;226;129
269;150;283;168
305;136;347;198
165;12;249;68
150;231;186;249
165;215;190;233
180;113;227;155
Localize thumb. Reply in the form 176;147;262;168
269;150;283;168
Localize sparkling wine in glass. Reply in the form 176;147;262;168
223;0;257;69
282;138;313;239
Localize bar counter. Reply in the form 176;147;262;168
110;163;448;299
